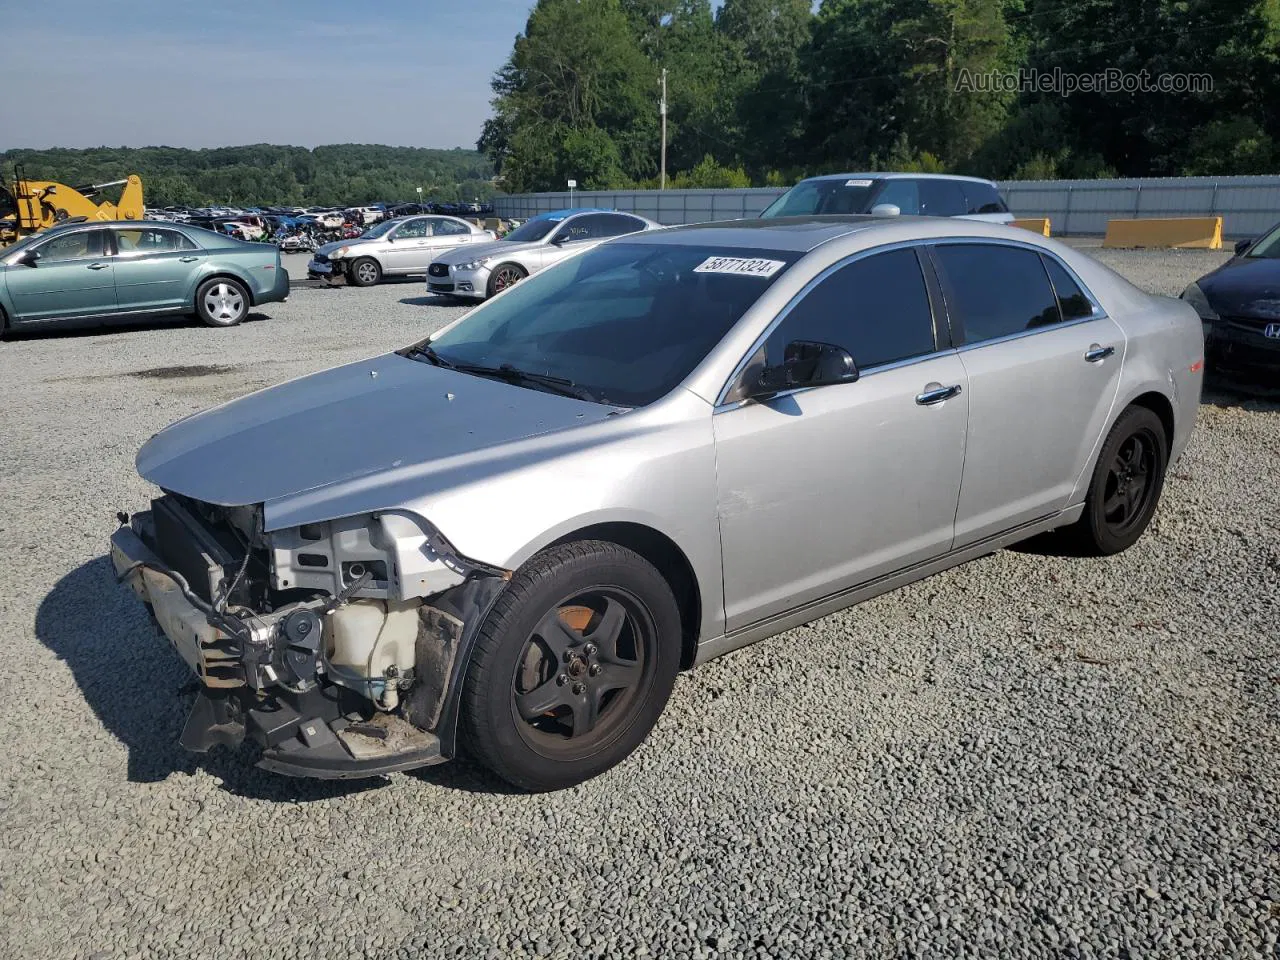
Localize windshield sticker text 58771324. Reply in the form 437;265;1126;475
693;256;786;278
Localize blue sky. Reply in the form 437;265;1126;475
0;0;540;151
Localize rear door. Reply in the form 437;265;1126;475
427;217;477;253
110;226;204;312
930;241;1125;545
6;229;115;322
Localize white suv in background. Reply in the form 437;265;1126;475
760;173;1015;223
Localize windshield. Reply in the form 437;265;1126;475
361;220;397;239
1245;223;1280;258
410;242;799;406
502;218;560;243
760;178;881;217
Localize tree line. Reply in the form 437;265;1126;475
0;144;495;208
479;0;1280;191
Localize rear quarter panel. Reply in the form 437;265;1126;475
188;242;285;306
1062;248;1204;501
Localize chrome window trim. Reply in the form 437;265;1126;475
712;238;942;410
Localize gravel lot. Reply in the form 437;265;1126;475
1;243;1277;959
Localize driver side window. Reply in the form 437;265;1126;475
395;219;430;239
764;248;938;372
34;230;105;262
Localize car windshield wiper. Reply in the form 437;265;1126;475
452;361;604;403
403;342;454;368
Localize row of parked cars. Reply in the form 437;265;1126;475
1;171;1276;381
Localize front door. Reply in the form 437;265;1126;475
929;242;1126;545
110;226;204;312
713;246;969;632
381;217;434;274
6;229;115;322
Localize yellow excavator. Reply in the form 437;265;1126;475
0;165;145;246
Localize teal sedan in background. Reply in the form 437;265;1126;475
0;220;289;335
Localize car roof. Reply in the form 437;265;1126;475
798;172;997;185
621;215;1037;253
531;208;616;221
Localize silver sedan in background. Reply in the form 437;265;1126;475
307;215;495;286
426;208;661;299
111;216;1202;791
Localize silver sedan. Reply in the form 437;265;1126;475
111;216;1202;790
426;208;661;299
307;215;495;286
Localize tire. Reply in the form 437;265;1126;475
1073;406;1168;555
194;277;250;328
461;540;682;791
348;257;382;287
485;262;527;298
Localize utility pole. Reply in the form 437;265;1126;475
659;68;668;191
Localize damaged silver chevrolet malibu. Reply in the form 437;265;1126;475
112;216;1203;790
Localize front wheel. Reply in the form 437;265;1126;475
195;277;249;327
485;262;527;298
1074;406;1168;555
461;541;682;791
348;257;382;287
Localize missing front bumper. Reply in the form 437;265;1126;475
109;514;505;779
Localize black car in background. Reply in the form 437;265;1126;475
1183;222;1280;383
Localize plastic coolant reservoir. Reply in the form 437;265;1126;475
326;599;420;707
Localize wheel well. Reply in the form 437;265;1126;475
548;522;702;669
197;272;256;307
1128;391;1175;450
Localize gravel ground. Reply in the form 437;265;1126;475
1;245;1277;959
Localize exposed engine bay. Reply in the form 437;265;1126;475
110;494;509;778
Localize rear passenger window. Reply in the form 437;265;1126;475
917;180;967;217
933;244;1061;344
962;182;1008;215
1043;256;1096;321
767;248;936;370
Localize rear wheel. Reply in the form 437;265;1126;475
461;540;681;791
486;262;526;298
1074;406;1168;555
195;278;249;327
349;257;381;287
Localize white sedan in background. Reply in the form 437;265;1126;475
426;208;662;300
307;215;495;287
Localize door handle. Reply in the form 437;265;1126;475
1084;344;1115;363
916;383;962;406
179;256;199;262
86;262;109;270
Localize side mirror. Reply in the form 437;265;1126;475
18;249;40;266
870;203;901;217
1234;238;1253;256
744;340;859;400
549;233;568;245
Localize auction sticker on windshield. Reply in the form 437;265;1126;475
845;179;874;187
693;256;786;278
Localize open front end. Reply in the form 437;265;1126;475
110;494;508;779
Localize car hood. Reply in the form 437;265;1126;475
431;239;539;264
1199;257;1280;320
136;354;617;528
315;237;379;257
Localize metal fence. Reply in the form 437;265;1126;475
493;176;1280;237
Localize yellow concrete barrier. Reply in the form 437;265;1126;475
1102;217;1223;250
1012;218;1051;236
